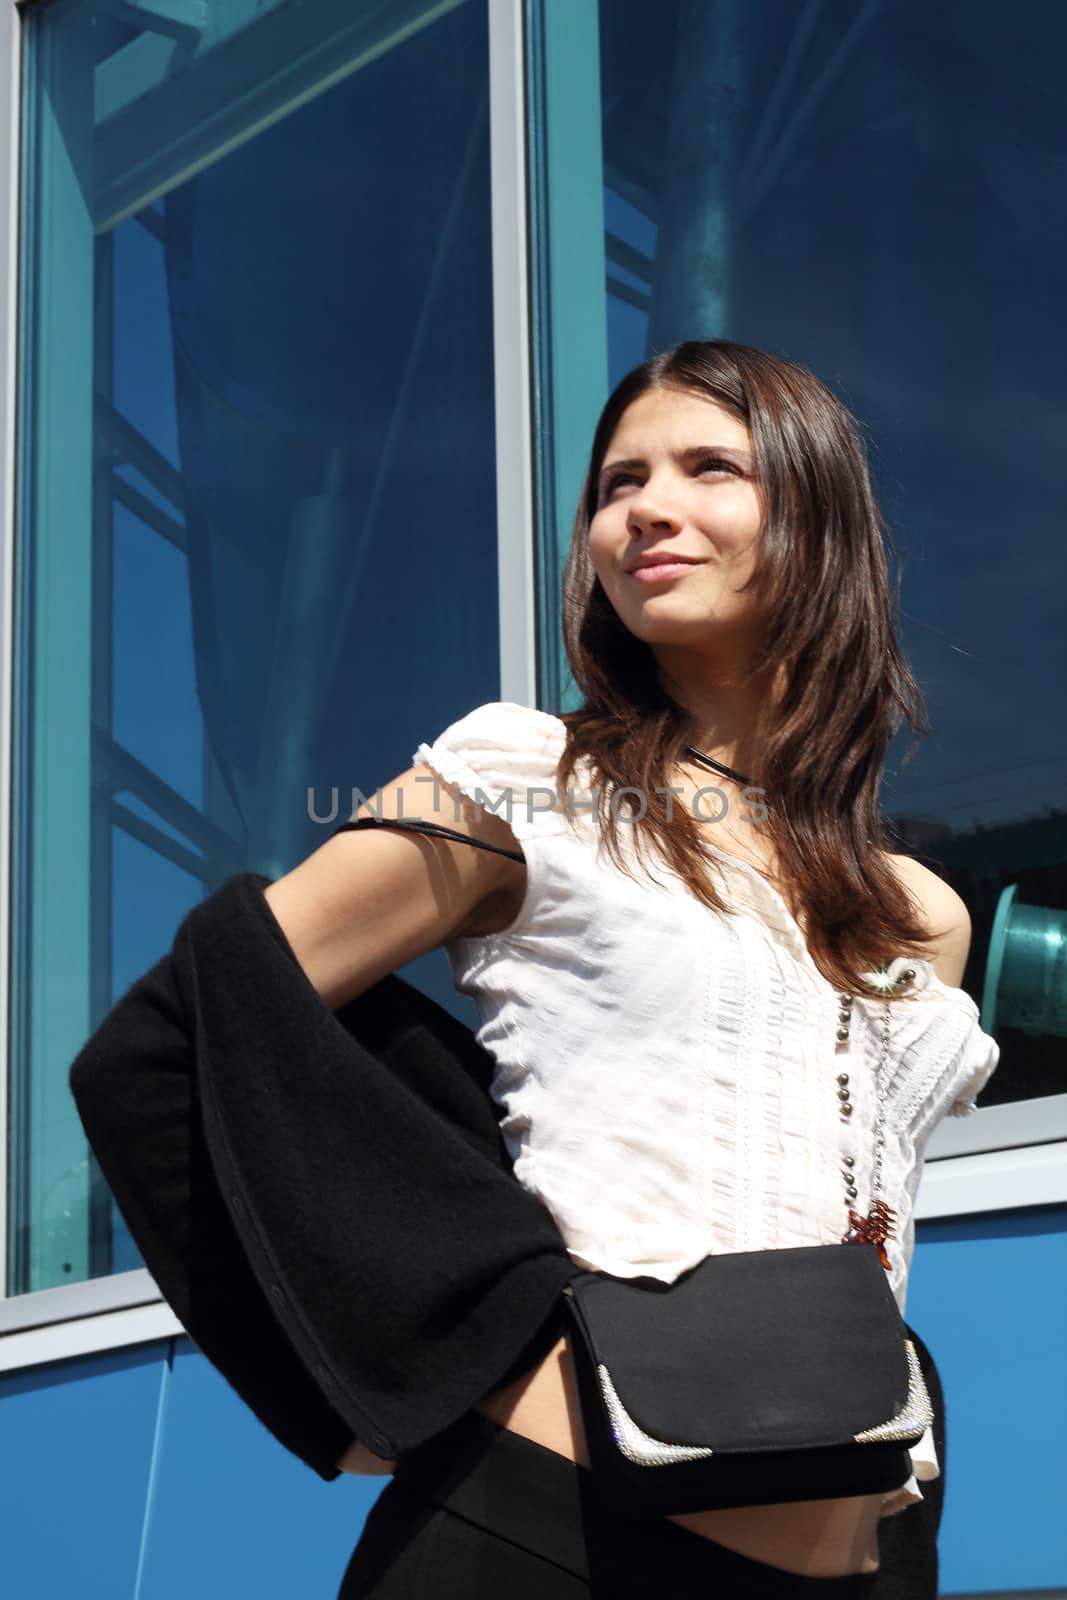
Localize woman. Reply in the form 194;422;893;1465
262;340;998;1596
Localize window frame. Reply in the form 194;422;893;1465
0;0;538;1362
0;0;23;1325
2;0;1062;1372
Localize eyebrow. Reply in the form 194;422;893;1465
598;443;754;487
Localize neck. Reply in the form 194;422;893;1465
656;653;782;783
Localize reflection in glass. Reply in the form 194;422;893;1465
529;0;1066;1103
13;0;495;1292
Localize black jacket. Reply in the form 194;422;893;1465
68;869;946;1596
68;869;574;1478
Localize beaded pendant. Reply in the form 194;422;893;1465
835;964;917;1271
844;1200;897;1272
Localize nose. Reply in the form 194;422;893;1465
625;476;684;539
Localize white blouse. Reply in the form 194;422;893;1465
411;700;1001;1516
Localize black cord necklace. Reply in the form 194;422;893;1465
683;744;753;789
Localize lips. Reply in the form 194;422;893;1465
626;553;703;574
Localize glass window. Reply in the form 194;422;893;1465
527;0;1067;1111
12;0;498;1295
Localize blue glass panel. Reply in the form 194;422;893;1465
0;1341;165;1595
528;0;1067;1104
0;1338;386;1599
909;1207;1067;1591
112;503;201;805
14;0;496;1293
141;1341;379;1599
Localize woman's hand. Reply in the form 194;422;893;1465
336;1437;400;1475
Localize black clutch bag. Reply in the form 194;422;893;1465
562;1240;933;1515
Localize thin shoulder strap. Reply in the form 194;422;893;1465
330;815;524;864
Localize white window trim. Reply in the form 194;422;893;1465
489;0;537;707
4;1130;1064;1372
0;1264;164;1332
914;1141;1067;1221
0;1269;182;1372
0;0;21;1314
0;1301;183;1372
924;1093;1067;1160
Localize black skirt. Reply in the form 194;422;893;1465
337;1407;940;1600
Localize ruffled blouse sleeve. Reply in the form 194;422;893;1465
411;700;571;846
948;1016;1001;1117
907;964;1002;1124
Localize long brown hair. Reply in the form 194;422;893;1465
554;339;946;998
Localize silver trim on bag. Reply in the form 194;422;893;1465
853;1340;934;1444
597;1335;932;1466
596;1364;716;1466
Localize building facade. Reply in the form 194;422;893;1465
1;1;1064;1594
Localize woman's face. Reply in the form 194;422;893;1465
587;387;766;657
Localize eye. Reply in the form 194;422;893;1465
600;457;738;500
601;471;639;496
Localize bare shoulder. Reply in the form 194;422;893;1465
882;852;972;987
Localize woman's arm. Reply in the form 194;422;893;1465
887;854;972;987
262;763;525;1010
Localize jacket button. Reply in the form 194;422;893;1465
315;1363;333;1387
270;1284;285;1306
230;1192;245;1216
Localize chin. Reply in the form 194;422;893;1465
618;600;754;644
